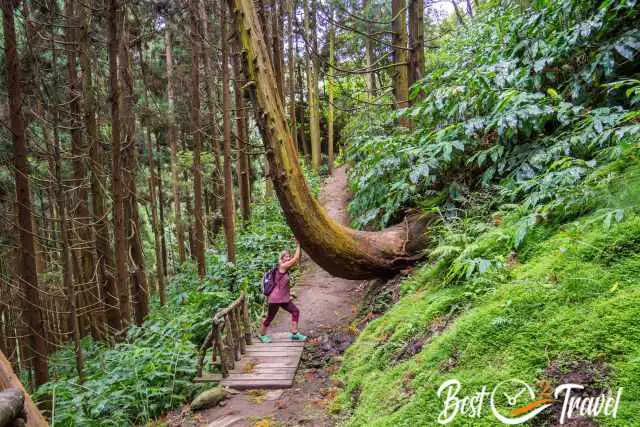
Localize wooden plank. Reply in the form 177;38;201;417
226;372;295;381
246;360;300;368
221;379;294;390
0;350;48;427
229;367;297;374
247;341;304;348
206;415;244;427
244;346;303;353
193;373;224;383
244;351;301;358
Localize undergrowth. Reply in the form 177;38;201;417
34;197;297;426
336;0;640;425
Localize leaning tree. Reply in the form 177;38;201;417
225;0;430;279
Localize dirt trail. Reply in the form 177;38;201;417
171;167;363;427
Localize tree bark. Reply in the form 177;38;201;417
198;0;224;239
136;42;166;305
287;0;298;151
165;29;186;265
156;135;169;276
304;0;321;172
226;0;430;279
392;0;409;111
120;16;149;326
190;0;206;278
221;0;237;263
327;14;335;175
270;0;285;101
232;40;252;224
108;0;131;327
80;0;119;335
2;0;49;386
363;0;377;99
408;0;425;89
53;0;84;380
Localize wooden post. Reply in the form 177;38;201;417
234;306;246;354
0;350;48;427
213;321;228;377
224;316;236;369
242;293;252;345
229;310;241;361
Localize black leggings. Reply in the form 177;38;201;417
262;302;300;327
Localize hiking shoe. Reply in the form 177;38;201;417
290;332;307;341
258;335;272;343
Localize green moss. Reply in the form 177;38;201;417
337;182;640;426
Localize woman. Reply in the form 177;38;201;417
258;241;306;342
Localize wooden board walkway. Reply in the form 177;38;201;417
194;332;305;390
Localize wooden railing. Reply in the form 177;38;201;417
196;292;253;378
0;350;48;427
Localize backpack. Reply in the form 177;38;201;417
261;266;278;296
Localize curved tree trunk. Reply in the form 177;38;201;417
227;0;430;279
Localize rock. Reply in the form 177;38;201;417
191;387;229;411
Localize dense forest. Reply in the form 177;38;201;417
1;0;639;425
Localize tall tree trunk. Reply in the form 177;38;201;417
232;40;252;224
66;0;100;340
165;29;186;265
136;42;167;304
327;14;335;175
2;1;49;386
190;0;206;278
392;0;409;111
226;0;429;279
198;0;224;239
465;0;474;17
271;0;285;100
109;0;130;327
120;23;149;325
296;57;311;162
287;0;298;151
80;0;119;335
408;0;425;89
304;0;321;172
58;0;85;380
155;134;169;276
363;0;377;99
221;0;237;263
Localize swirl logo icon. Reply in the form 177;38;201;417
490;379;553;425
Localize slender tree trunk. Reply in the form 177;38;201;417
80;0;118;335
363;0;377;99
392;0;409;112
287;0;298;151
466;0;474;17
156;135;168;276
190;0;206;278
108;0;131;327
232;40;252;224
65;0;100;340
221;0;237;263
136;42;166;304
165;30;186;265
226;0;429;279
271;0;285;100
304;0;321;172
451;0;467;27
198;0;224;239
2;1;49;386
296;57;311;162
408;0;425;89
57;0;85;380
120;17;149;325
327;14;335;175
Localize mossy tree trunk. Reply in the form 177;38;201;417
226;0;429;279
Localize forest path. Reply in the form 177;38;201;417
170;166;364;427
